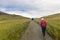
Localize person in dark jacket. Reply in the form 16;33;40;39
40;18;47;37
32;18;34;20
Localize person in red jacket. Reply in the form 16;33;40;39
40;18;47;37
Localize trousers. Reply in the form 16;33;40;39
41;26;46;37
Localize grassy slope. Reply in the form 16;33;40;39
36;13;60;40
0;12;31;40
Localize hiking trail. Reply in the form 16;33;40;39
20;21;54;40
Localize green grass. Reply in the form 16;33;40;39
36;13;60;40
0;12;31;40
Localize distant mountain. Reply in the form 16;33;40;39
0;11;8;15
44;13;60;19
0;11;29;20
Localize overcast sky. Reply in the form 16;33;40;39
0;0;60;18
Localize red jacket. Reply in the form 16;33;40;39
40;20;47;27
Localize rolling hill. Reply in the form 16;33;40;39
36;13;60;40
0;11;28;20
0;11;31;40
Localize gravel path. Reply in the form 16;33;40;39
20;21;54;40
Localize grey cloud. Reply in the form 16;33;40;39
0;0;60;18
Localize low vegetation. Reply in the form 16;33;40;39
36;13;60;40
0;12;31;40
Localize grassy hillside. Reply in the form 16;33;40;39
36;13;60;40
0;12;31;40
0;11;27;20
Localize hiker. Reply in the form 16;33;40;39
32;18;34;20
40;18;47;37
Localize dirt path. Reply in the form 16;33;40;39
20;21;54;40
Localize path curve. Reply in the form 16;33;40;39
20;21;54;40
